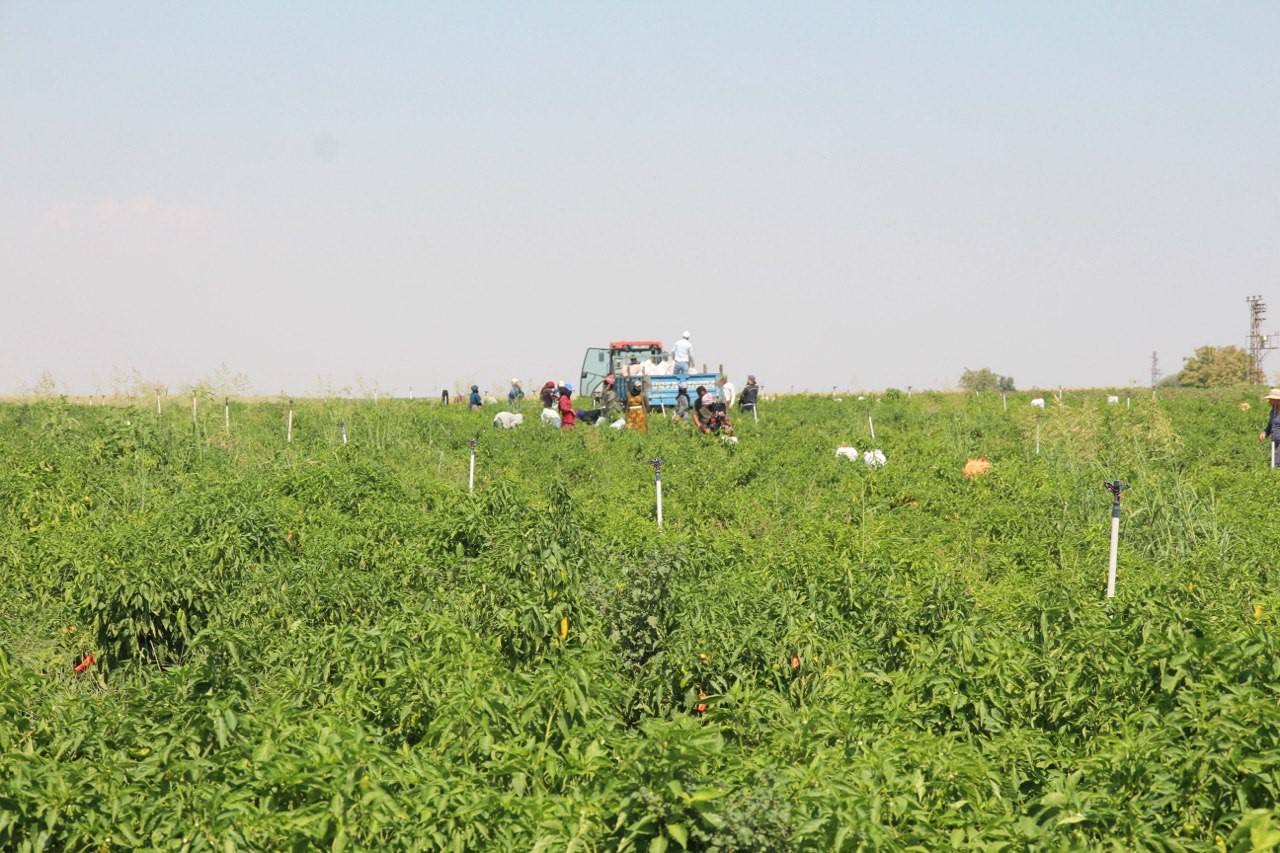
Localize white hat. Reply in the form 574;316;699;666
682;331;690;338
512;378;519;384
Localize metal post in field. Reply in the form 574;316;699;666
868;414;875;441
1104;480;1128;598
224;398;230;435
287;400;294;444
649;457;665;532
1002;392;1007;412
340;420;347;445
468;437;477;494
192;395;197;424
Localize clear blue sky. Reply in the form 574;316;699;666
2;3;1277;396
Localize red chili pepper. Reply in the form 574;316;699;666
74;654;95;673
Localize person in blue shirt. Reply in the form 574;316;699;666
507;378;524;411
469;385;482;410
1259;389;1280;467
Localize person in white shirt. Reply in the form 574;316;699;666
719;375;736;407
671;332;693;377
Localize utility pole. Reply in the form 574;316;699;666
1247;295;1276;383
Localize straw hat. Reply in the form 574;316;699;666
1264;389;1280;401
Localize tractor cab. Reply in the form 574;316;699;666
580;341;667;402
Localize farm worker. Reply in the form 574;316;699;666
625;380;648;432
691;386;710;432
1258;389;1280;467
672;332;693;377
600;375;623;416
624;355;644;377
696;393;730;435
440;388;450;405
705;401;733;436
558;383;576;429
539;381;556;410
468;385;482;410
673;383;691;423
719;375;736;408
507;378;524;411
739;375;759;412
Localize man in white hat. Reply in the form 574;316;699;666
1259;389;1280;467
507;378;524;412
672;331;693;378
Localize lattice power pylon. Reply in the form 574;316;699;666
1247;295;1276;383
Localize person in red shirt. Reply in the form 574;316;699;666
558;383;576;429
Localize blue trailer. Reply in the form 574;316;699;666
579;341;720;411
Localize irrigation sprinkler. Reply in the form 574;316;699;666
1002;392;1007;412
1104;480;1128;598
468;437;478;494
868;413;876;441
649;457;666;531
1035;417;1041;455
408;385;413;400
192;394;198;425
156;393;162;415
339;420;347;445
224;398;230;436
287;400;294;444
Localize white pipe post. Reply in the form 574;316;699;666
192;395;197;424
868;414;875;441
409;386;413;400
650;458;665;532
224;398;230;435
156;393;162;415
1107;515;1120;598
1104;481;1127;598
468;438;477;494
1035;420;1041;455
287;400;294;444
1002;393;1007;412
340;420;347;445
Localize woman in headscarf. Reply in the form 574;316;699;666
625;380;648;432
672;382;691;424
558;383;576;429
539;381;557;410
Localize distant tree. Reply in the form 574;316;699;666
959;367;1015;393
1175;345;1253;388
